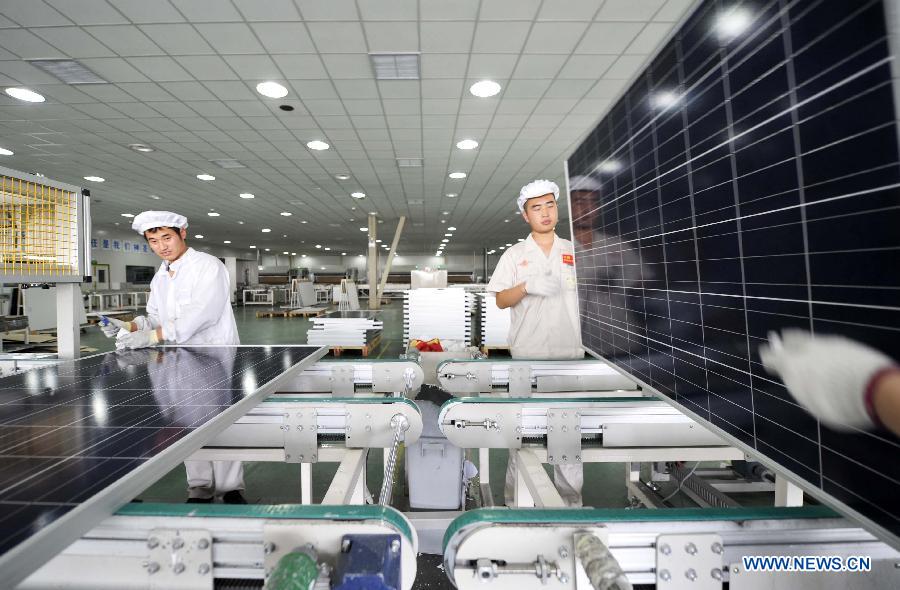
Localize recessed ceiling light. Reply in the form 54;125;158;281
351;192;366;199
324;247;331;251
442;211;450;215
359;227;368;231
651;91;680;109
447;226;457;231
195;234;204;239
265;248;270;251
0;147;13;156
441;219;446;224
149;194;160;200
224;240;231;244
280;211;292;216
445;193;458;198
504;219;510;223
5;87;45;103
301;220;308;224
315;244;322;249
517;238;524;242
121;213;134;218
207;212;220;217
444;233;452;236
335;173;350;180
341;252;347;256
249;245;256;248
283;251;289;254
291;252;297;255
83;175;105;182
256;81;288;98
500;246;506;250
283;234;287;237
456;139;478;150
307;140;329;151
505;243;512;246
375;239;382;243
237;221;245;224
448;172;466;179
469;80;501;98
196;173;215;181
441;239;449;243
302;254;308;258
261;228;271;233
240;193;255;199
128;143;154;153
715;7;753;40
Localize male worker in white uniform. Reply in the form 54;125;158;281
99;211;245;503
488;179;584;506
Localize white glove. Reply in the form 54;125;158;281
116;329;161;351
524;273;560;297
131;315;153;331
759;330;896;431
98;315;132;338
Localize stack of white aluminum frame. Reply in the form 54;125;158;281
403;288;474;345
306;311;382;347
478;292;510;347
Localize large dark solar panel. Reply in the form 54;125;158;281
568;0;900;549
0;345;325;586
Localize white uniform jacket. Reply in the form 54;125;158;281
487;234;583;359
143;247;239;345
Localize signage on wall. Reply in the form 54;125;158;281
91;238;98;249
112;240;121;251
124;241;132;253
101;238;110;250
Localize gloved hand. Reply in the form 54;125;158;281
98;315;133;338
524;273;560;297
116;328;161;351
759;330;897;431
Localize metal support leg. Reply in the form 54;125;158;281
301;462;312;505
515;450;565;508
775;474;803;507
479;448;493;507
55;283;81;360
323;449;367;505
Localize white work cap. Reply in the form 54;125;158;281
132;211;188;235
517;179;559;213
569;175;602;192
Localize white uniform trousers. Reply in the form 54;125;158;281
504;454;583;507
185;460;244;499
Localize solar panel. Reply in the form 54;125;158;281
0;345;325;586
567;0;900;549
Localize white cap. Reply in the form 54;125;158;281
517;179;559;213
132;211;188;235
569;175;602;192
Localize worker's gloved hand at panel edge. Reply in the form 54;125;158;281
759;329;899;431
116;328;161;351
98;315;134;338
524;273;560;298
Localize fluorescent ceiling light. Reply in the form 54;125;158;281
469;80;501;98
256;81;288;98
210;158;245;169
351;192;366;199
335;173;351;180
128;143;153;153
207;212;220;217
83;175;105;182
307;140;329;150
375;239;382;243
265;248;270;251
445;193;457;198
456;139;478;150
397;158;422;167
0;147;13;156
261;228;272;233
280;212;292;216
121;213;134;218
315;245;322;249
505;243;512;247
240;193;255;199
500;246;505;250
447;226;457;231
504;219;510;223
196;173;215;181
194;234;204;239
283;251;289;254
370;53;420;80
324;247;331;251
341;252;347;256
29;59;106;84
250;245;256;248
448;172;466;179
291;252;297;255
224;240;231;244
441;239;449;243
5;87;45;103
359;227;368;231
149;194;160;200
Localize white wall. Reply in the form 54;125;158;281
256;253;486;282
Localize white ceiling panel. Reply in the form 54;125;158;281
0;0;690;254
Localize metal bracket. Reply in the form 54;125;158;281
283;409;318;463
655;533;724;590
508;365;532;396
146;528;213;590
331;365;355;395
546;409;581;466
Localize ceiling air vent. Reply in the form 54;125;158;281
408;199;424;205
210;159;246;169
29;59;106;84
370;53;420;80
396;158;423;167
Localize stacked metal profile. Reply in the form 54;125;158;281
478;292;510;348
306;310;383;347
403;288;474;346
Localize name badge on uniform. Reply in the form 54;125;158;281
562;254;574;266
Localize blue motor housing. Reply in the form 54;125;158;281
333;534;402;590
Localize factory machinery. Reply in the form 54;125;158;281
2;351;897;590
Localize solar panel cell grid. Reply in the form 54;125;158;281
568;0;900;548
